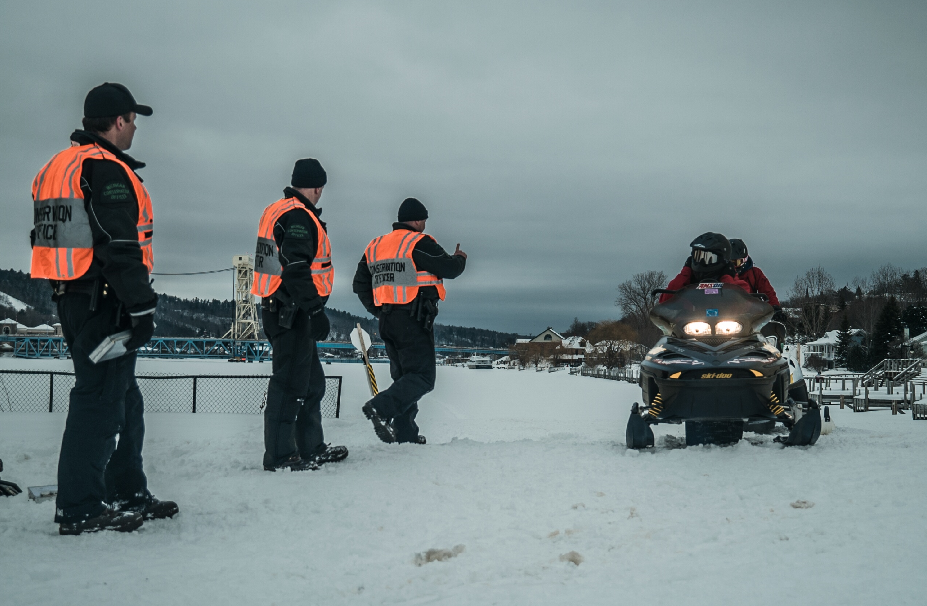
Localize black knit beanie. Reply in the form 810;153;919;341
397;197;428;222
291;159;327;188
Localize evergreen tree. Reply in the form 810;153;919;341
846;344;870;372
870;296;904;364
834;314;853;369
901;305;927;337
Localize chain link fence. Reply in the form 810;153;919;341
0;370;342;417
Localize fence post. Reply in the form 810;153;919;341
48;373;54;413
192;377;197;413
840;395;844;410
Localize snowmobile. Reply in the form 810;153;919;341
625;282;821;448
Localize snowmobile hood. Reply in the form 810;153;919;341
650;283;774;340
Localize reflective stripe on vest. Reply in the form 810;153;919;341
31;143;154;280
250;198;334;298
364;230;446;306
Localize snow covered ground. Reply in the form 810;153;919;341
1;359;925;605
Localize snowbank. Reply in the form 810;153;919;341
0;361;924;605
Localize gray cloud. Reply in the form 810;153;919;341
2;1;926;335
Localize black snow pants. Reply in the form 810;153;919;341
262;306;326;467
55;292;149;523
369;304;436;443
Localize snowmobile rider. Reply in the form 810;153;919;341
729;238;785;320
659;232;750;303
252;158;348;472
30;83;177;535
353;198;467;444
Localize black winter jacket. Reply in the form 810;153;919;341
270;187;329;314
35;130;158;314
352;223;466;317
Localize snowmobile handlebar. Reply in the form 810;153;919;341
652;288;768;302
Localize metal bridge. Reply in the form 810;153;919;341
0;336;507;361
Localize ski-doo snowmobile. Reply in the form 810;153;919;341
625;282;821;448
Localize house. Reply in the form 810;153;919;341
804;329;866;369
0;318;25;335
1;319;64;337
908;330;927;360
24;323;57;336
512;327;587;366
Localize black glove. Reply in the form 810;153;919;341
720;262;736;278
0;479;22;497
310;309;330;341
772;308;787;323
125;313;155;350
0;459;21;497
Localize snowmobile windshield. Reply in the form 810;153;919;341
650;283;774;340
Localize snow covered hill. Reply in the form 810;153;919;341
1;360;924;605
0;290;30;312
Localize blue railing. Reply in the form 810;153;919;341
0;335;507;361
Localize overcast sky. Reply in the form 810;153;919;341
2;1;925;335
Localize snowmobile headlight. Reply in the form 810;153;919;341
715;321;743;335
683;322;712;336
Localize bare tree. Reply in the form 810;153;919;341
586;321;637;370
787;267;836;339
869;264;903;296
849;294;884;342
507;343;529;369
616;270;667;345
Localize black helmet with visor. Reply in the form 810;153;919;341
729;238;749;270
689;232;732;276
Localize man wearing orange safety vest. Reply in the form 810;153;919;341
353;198;467;444
30;83;177;535
252;158;348;472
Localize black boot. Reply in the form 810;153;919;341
59;507;143;536
264;454;319;472
362;401;395;444
115;493;179;520
313;444;349;465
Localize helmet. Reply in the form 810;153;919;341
729;238;748;269
689;232;731;275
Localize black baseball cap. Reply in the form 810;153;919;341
84;83;153;119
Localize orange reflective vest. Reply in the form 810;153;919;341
251;197;334;298
364;230;446;306
31;143;154;280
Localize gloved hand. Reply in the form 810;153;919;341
0;459;21;497
772;307;787;323
720;262;736;278
310;309;330;341
0;479;22;497
125;313;155;350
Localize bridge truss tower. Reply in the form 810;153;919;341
224;255;260;341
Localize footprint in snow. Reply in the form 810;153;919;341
413;545;465;566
